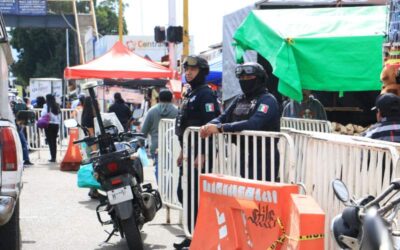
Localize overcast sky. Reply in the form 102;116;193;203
125;0;259;53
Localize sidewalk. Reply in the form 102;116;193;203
21;150;185;250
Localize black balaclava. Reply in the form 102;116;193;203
187;68;207;90
239;77;266;98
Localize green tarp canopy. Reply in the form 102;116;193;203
233;6;386;101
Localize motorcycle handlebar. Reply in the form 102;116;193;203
73;137;97;145
119;132;145;139
364;185;395;209
363;180;400;216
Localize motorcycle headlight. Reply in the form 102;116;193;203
331;213;360;249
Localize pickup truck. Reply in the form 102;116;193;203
0;14;22;250
0;114;24;250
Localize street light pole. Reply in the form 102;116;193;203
182;0;189;57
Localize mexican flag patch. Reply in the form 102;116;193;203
258;104;269;113
205;103;215;112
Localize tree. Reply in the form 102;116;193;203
10;0;127;85
10;28;75;85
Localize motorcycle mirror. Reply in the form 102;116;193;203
64;119;78;128
332;179;350;203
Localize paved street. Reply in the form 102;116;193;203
20;152;184;250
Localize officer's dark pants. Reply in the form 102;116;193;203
177;147;213;235
239;144;280;181
177;162;199;234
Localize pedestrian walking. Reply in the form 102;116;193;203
16;112;33;166
108;92;132;131
41;94;61;162
141;89;178;181
34;96;46;109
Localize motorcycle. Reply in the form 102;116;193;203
331;179;400;250
65;81;162;250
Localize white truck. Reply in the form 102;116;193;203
0;19;24;249
0;119;23;249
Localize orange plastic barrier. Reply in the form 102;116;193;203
190;174;325;250
284;194;325;249
60;128;82;171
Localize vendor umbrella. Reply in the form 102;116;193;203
64;41;173;80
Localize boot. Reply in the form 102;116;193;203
173;238;191;249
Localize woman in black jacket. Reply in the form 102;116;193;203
81;96;95;136
81;96;101;199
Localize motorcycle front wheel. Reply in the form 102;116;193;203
121;216;143;250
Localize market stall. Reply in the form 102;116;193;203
233;6;386;102
64;41;174;110
64;41;173;80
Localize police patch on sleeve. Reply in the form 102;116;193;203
205;103;215;112
257;104;269;113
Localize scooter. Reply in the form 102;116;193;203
66;81;162;250
331;179;400;249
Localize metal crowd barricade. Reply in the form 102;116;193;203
284;129;400;249
158;121;400;248
26;108;75;159
182;127;295;238
158;119;183;223
281;117;332;133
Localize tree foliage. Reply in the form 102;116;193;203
10;0;127;85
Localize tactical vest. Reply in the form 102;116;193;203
231;96;260;122
175;85;209;137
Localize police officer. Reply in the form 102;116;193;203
200;62;280;180
174;55;220;249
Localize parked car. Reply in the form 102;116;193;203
0;112;23;249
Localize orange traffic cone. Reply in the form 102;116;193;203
60;127;82;171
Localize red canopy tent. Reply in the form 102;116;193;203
64;41;173;79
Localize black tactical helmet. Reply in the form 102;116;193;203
183;55;210;75
235;62;268;81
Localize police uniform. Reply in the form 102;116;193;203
174;56;220;248
175;83;220;215
210;90;280;180
176;85;220;144
208;62;280;181
214;90;279;133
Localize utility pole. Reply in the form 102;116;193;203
118;0;123;42
168;0;177;70
89;0;99;41
182;0;189;57
72;0;85;64
64;28;70;107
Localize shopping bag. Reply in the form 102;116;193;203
138;147;150;167
77;163;101;189
36;113;50;129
